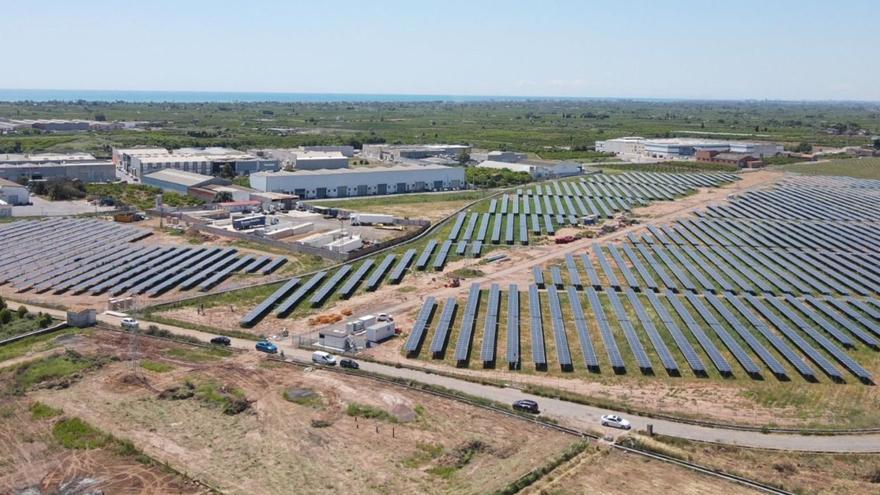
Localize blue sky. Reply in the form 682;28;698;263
2;0;878;100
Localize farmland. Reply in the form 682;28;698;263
775;157;880;179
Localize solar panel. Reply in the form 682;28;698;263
744;295;846;382
546;286;573;371
566;286;599;371
243;255;271;273
533;266;545;288
338;259;375;299
519;214;529;245
593;244;620;290
261;256;288;275
462;212;479;241
622;244;658;292
794;296;864;348
448;213;466;241
584;287;625;371
683;292;761;376
275;271;327;317
564;254;582;289
507;285;520;369
454;283;482;364
415;240;438;270
239;277;301;327
404;297;437;356
624;288;678;374
491;213;503;244
550;266;564;288
480;284;501;365
505;214;515;244
389;249;417;283
199;255;256;292
366;254;396;291
476;213;491;241
664;290;733;376
309;264;352;306
433;240;453;271
607;245;639;290
528;284;547;370
605;289;653;372
429;297;458;357
471;240;483;257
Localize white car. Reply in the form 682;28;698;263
120;317;139;329
600;414;631;430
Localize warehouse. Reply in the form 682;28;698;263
142;169;230;194
596;137;783;159
249;164;465;198
0;177;29;205
0;152;97;164
477;159;582;179
361;144;470;162
0;160;115;183
115;147;279;179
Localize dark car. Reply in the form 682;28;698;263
339;358;359;369
210;336;231;346
512;399;540;414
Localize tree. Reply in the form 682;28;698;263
94;113;107;121
873;138;880;150
792;142;813;153
0;309;11;325
220;163;236;178
456;150;471;166
16;305;27;318
0;296;5;311
213;191;233;203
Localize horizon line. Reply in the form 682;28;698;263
1;87;879;105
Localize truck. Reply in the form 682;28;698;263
233;214;266;230
350;213;395;226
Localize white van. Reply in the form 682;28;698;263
312;351;337;366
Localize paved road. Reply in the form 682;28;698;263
23;304;872;454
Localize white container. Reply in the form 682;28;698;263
366;321;396;343
351;213;394;225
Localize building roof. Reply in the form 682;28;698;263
143;169;219;187
0;152;97;163
254;164;457;177
0;160;113;169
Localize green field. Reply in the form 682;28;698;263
775;157;880;179
0;100;876;157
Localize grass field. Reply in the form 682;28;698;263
775;157;880;179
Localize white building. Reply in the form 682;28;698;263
249;164;465;199
0;178;29;205
596;137;783;159
0;152;97;164
250;148;350;170
114;147;279;179
362;144;470;163
302;145;355;157
477;160;582;179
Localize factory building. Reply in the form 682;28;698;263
252;149;350;170
362;144;470;163
596;137;783;159
0;161;116;183
142;169;230;195
301;145;355;157
0;152;98;164
114;147;279;179
0;178;29;205
249;164;465;199
477;160;582;179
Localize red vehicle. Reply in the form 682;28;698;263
554;235;576;244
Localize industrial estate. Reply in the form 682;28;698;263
2;21;880;493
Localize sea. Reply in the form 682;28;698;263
0;89;572;104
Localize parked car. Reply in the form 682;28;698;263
210;336;231;346
600;414;631;430
512;399;540;414
255;341;278;354
311;350;337;366
120;317;139;330
339;358;359;369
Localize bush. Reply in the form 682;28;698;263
30;401;62;420
465;167;532;188
16;306;28;318
345;402;397;423
52;417;110;449
0;309;11;325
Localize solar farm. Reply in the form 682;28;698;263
235;171;739;329
0;218;288;305
401;175;880;386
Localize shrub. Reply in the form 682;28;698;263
29;401;62;420
53;417;110;449
16;306;28;318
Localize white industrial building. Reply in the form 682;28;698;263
362;144;470;163
0;160;116;183
113;147;279;179
251;148;350;170
0;178;29;205
301;145;355;157
477;160;582;179
0;152;98;164
596;137;783;159
249;164;465;198
471;150;528;163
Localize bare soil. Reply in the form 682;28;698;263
27;330;577;495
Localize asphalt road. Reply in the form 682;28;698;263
39;307;873;454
